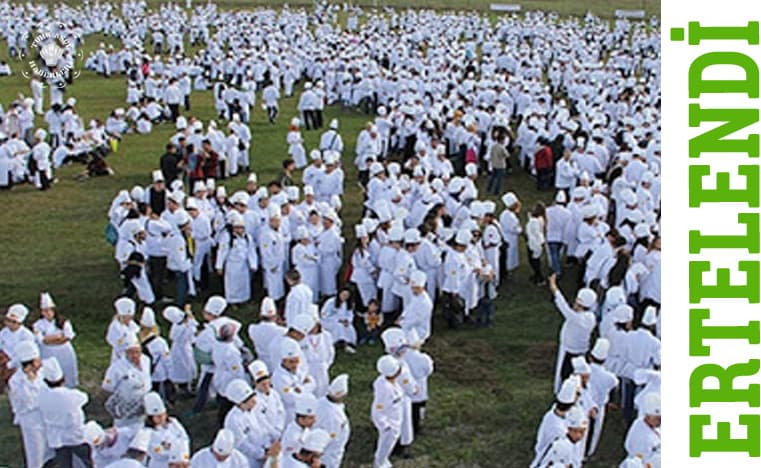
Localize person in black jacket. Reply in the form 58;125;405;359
159;143;181;184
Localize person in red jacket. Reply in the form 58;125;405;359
534;137;554;191
201;139;220;180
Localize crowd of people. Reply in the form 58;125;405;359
1;1;661;467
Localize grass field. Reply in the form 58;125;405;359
0;1;657;467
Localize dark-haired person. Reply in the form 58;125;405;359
321;288;357;354
534;137;554;191
160;143;181;185
39;357;92;467
33;292;79;388
278;158;296;187
141;391;190;467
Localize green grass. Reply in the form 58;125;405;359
0;2;652;466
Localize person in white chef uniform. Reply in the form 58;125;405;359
32;292;79;388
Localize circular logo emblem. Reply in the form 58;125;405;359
18;23;82;87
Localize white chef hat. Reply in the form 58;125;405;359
248;360;270;382
302;428;331;453
481;201;496;216
556;376;579;404
455;228;472;245
42;357;63;382
575;288;597;309
290;313;315;335
613;304;634;323
362;218;379;234
268;204;282;219
580;204;597;220
295;393;318;416
260;297;277;317
175;210;191;227
404;228;421;244
634;222;651;239
410;270;427;288
370;162;384;176
122;333;140;350
571;186;588;200
144;391;167;416
130;186;145;203
162;306;184;324
280;337;302;360
286;186;300;201
642;306;658;326
377;355;400;377
193;181;207;193
501;191;518;207
114;297;136;316
572;356;591;375
328;374;349;398
140;307;156;328
204;295;227;316
168;190;185;205
381;327;406;353
387;225;404;243
226;379;255;405
468;201;483;219
5;303;29;323
641;392;661;416
590;338;610;361
604;286;626;308
566;406;588;428
213;429;235;456
152;170;165;184
229;212;245;228
465;163;478;176
14;340;40;364
355;224;368;239
230;191;250;206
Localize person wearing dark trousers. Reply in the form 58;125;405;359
526;202;547;285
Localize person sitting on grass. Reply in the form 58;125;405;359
358;299;383;346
